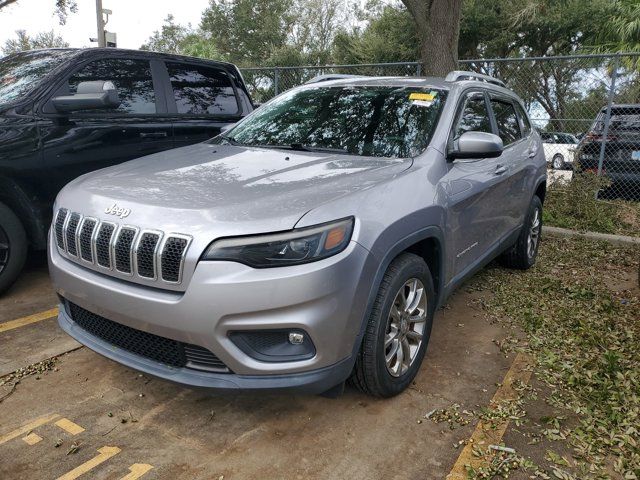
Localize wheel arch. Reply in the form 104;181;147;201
534;178;547;205
350;225;446;358
0;176;48;250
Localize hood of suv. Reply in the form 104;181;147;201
60;142;412;236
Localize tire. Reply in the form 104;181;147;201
350;253;435;397
500;195;543;270
0;202;28;295
552;154;565;170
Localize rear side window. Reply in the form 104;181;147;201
491;99;521;146
609;107;640;132
454;92;492;139
68;58;156;114
166;62;238;115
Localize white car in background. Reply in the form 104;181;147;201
540;132;579;170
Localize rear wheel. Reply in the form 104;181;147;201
0;202;27;294
500;195;542;270
350;253;435;397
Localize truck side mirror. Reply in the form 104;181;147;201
52;80;120;112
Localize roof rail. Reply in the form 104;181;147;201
445;70;506;88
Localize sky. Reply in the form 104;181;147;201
0;0;210;50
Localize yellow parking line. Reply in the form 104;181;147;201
22;433;43;445
0;413;60;445
55;418;85;435
0;307;59;334
56;446;121;480
120;464;154;480
446;352;533;479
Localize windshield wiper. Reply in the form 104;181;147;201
288;143;349;154
220;135;245;146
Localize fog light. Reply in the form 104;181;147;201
288;332;304;345
229;329;315;362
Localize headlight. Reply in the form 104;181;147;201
202;217;354;268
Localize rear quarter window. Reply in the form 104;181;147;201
166;62;239;115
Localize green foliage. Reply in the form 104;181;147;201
0;0;77;25
592;0;640;56
476;237;640;477
140;14;225;61
2;30;69;56
200;0;294;66
332;5;418;64
543;173;640;237
140;14;191;54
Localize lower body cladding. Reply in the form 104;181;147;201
49;237;376;393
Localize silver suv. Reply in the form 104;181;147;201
49;72;546;397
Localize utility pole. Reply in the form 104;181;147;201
95;0;106;47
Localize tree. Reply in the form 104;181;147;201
140;15;192;54
0;0;77;25
332;4;418;65
2;30;69;55
401;0;464;76
200;0;294;66
589;0;640;55
290;0;344;65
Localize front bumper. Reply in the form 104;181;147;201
49;233;376;391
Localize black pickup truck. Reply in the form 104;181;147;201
0;48;254;293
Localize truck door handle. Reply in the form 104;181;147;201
528;147;538;158
139;132;168;138
494;165;507;175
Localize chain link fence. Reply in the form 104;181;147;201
241;53;640;200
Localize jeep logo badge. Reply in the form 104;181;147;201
105;203;131;219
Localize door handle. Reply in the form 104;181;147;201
528;148;537;158
494;165;507;175
139;132;168;138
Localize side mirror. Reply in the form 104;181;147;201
449;131;503;160
52;80;120;112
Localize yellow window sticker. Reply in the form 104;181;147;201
409;92;435;101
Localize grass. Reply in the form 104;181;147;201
543;173;640;237
465;236;640;479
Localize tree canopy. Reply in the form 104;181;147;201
2;30;69;56
140;0;639;69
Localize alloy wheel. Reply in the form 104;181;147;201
384;278;427;377
553;156;564;170
527;207;541;259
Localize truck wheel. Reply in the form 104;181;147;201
350;253;435;397
500;195;543;270
0;202;27;294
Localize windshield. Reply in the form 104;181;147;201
0;50;76;105
214;85;447;158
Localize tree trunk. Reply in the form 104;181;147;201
402;0;463;77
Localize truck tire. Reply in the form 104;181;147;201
500;195;543;270
350;253;435;397
0;202;28;294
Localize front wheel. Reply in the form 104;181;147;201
500;195;543;270
0;202;27;294
350;253;435;397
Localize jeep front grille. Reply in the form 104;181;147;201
54;208;191;286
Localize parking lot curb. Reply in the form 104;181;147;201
543;226;640;246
